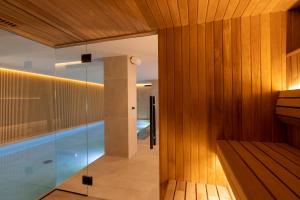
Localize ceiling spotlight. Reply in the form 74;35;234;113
130;56;142;66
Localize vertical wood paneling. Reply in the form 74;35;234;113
174;26;184;180
270;12;285;142
241;16;252;140
260;14;272;141
213;20;225;185
285;30;300;149
182;25;191;181
0;68;104;144
158;12;287;195
232;18;242;140
158;28;168;195
205;22;215;184
197;23;208;183
190;24;199;181
250;15;262;140
167;28;176;179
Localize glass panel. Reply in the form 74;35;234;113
54;44;89;195
85;48;104;183
0;30;57;199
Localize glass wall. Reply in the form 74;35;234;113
0;29;57;200
0;30;105;199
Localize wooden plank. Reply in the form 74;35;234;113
167;0;181;27
206;184;219;200
223;19;233;139
205;22;215;184
182;25;191;181
230;141;299;200
278;143;300;157
291;56;299;88
260;13;272;141
174;26;184;180
156;0;174;27
198;23;208;183
158;29;169;191
270;12;285;142
145;0;166;28
217;185;231;200
198;0;209;24
276;107;300;119
214;0;231;21
231;18;242;140
213;20;225;185
253;142;300;178
190;24;199;181
206;0;220;22
241;16;252;140
277;98;300;107
196;183;208;200
174;181;186;200
265;143;300;166
188;0;198;24
178;0;189;26
242;142;300;197
224;0;240;20
279;89;300;98
134;0;158;29
166;27;176;180
233;0;251;18
186;182;196;200
250;15;261;140
164;180;177;200
217;141;273;200
281;12;287;91
242;0;260;16
251;0;272;16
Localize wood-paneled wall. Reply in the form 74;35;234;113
0;68;104;144
286;51;300;148
287;9;300;54
158;12;287;193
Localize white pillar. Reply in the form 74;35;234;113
104;55;137;158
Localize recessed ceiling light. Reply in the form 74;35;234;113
55;60;82;68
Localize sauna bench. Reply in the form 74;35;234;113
217;140;300;200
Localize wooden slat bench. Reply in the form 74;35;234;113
217;140;300;200
164;180;232;200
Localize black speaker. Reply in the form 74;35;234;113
81;54;92;63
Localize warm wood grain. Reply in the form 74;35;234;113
287;9;300;54
217;141;273;200
163;180;232;200
218;141;300;200
0;0;295;47
0;68;104;144
159;12;287;196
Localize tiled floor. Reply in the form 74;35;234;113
42;190;103;200
46;138;159;200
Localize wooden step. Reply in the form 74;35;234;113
164;180;232;200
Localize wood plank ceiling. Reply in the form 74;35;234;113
0;0;298;47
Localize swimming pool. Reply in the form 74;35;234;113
0;120;150;200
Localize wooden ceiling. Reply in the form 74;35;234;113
0;0;298;47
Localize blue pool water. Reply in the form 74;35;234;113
136;120;150;133
0;121;104;200
0;120;150;200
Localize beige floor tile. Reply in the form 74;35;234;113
53;139;159;200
